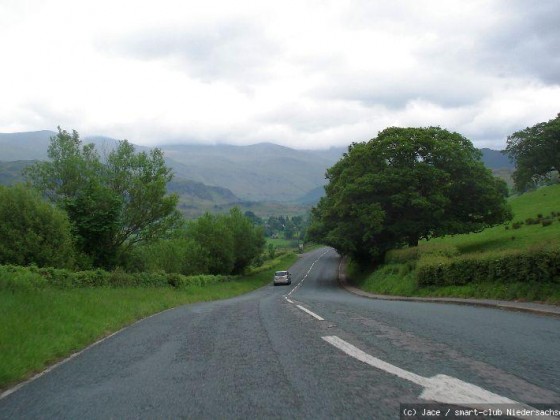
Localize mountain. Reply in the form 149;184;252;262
480;148;514;169
0;131;515;214
0;131;53;161
160;143;343;202
0;160;34;185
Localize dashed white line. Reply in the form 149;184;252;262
286;249;331;298
296;305;325;321
283;249;331;321
322;336;548;419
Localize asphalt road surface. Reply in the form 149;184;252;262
2;247;559;419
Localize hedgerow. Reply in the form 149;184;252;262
0;264;229;292
416;245;560;286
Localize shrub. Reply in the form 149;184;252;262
0;265;47;292
126;238;210;276
0;185;75;268
417;245;560;286
542;219;553;227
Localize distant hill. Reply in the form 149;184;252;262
160;143;344;202
0;160;34;185
0;131;515;212
0;131;53;161
480;148;514;169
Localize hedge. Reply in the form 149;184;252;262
416;246;560;286
0;264;229;292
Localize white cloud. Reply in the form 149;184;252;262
0;0;558;150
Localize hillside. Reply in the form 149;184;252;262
0;132;344;203
354;183;560;303
0;131;514;213
161;143;343;202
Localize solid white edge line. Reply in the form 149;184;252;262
296;305;325;321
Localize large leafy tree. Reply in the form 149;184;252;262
309;127;512;262
25;127;180;268
505;113;560;192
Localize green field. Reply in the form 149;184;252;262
0;252;298;391
351;184;560;303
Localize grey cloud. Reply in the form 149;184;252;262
311;69;490;110
102;20;280;84
472;1;560;84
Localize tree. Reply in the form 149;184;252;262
0;184;75;268
186;213;235;275
309;126;512;263
25;127;180;268
226;208;266;274
505;113;560;192
105;140;181;252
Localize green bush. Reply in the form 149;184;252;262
0;265;47;292
417;245;560;286
126;238;209;276
0;263;231;291
0;184;75;268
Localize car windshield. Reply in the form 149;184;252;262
275;271;288;276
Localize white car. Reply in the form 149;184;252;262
273;270;292;286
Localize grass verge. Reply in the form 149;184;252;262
348;184;560;305
0;252;298;391
349;261;560;304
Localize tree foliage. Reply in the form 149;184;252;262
0;184;75;268
185;208;266;275
308;127;512;262
25;127;180;268
226;208;266;274
505;113;560;192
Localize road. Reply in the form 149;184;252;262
2;247;559;419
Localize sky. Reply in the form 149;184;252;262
0;0;558;150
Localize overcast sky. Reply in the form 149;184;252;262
0;0;558;150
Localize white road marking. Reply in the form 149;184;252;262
286;249;331;298
296;305;325;321
322;336;549;419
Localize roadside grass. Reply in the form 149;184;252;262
267;237;299;250
0;252;298;391
351;184;560;304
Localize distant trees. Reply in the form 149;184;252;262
505;113;560;192
25;127;181;268
309;127;512;263
185;208;265;275
264;215;307;240
0;184;75;268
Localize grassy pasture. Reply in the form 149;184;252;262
351;184;560;303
